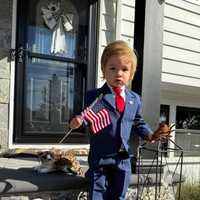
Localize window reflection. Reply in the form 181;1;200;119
27;78;50;122
175;106;200;156
176;106;200;130
24;58;79;134
28;26;77;58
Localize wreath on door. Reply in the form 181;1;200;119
41;2;74;55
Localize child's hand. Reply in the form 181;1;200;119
69;116;83;129
152;123;172;141
144;123;173;143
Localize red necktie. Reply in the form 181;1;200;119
113;87;125;113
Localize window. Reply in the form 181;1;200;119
175;106;200;156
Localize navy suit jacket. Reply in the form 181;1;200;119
85;83;152;169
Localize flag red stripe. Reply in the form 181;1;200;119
100;109;108;126
88;110;101;133
97;111;105;128
85;115;97;133
89;110;102;132
85;110;99;133
104;109;111;124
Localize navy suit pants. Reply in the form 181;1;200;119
86;158;131;200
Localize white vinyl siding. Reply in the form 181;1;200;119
163;31;200;52
97;0;116;87
166;0;200;17
120;0;135;47
183;0;200;6
163;46;200;66
97;0;136;86
162;0;200;87
123;0;135;6
165;3;200;26
99;0;135;48
100;0;116;47
162;59;200;79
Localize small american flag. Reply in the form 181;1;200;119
82;105;111;134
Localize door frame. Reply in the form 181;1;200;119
9;0;99;148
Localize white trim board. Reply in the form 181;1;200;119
184;0;200;6
9;0;17;149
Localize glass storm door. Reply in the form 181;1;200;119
14;0;90;143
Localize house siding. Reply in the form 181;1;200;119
120;0;135;45
97;0;135;87
162;0;200;87
161;0;200;183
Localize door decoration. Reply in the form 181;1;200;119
41;2;74;55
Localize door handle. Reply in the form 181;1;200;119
10;46;25;63
17;46;24;63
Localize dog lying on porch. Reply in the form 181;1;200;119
34;148;87;176
1;148;88;176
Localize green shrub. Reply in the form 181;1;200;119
176;183;200;200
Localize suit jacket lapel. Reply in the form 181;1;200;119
123;88;136;119
99;83;116;111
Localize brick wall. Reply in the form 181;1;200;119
0;0;12;151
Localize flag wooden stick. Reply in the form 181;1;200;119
58;129;73;144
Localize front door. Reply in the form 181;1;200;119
14;0;96;144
